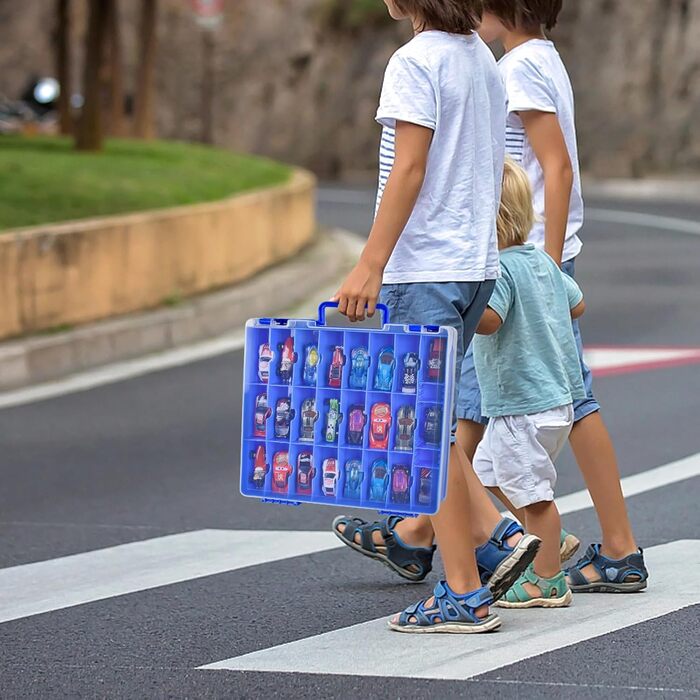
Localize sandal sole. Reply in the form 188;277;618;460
495;589;573;608
488;534;541;602
560;534;581;563
331;516;428;583
388;614;502;634
571;580;648;593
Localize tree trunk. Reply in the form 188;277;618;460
133;0;158;139
200;30;215;144
104;0;125;136
76;0;109;151
55;0;71;135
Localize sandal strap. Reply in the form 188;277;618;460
336;517;381;554
568;544;648;585
398;582;493;627
380;517;436;577
489;517;524;547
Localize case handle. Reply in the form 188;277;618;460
317;301;390;326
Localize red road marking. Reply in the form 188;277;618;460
585;346;700;377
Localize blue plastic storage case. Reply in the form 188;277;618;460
240;302;457;516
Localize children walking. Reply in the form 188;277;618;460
474;0;648;592
471;158;584;607
332;0;541;633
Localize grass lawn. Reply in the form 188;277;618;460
0;135;292;231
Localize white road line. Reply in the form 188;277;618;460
586;208;700;236
555;451;700;517
201;539;700;679
0;529;342;624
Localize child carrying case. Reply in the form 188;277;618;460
240;302;457;516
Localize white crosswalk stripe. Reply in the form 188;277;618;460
200;539;700;679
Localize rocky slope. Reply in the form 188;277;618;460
1;0;697;178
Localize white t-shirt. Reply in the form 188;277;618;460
375;31;505;284
498;39;583;263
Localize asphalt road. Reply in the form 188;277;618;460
1;186;699;699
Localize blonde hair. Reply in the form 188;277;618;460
497;157;535;249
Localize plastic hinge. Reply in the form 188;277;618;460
425;325;440;333
379;510;419;518
272;318;289;326
261;498;301;506
259;318;272;325
408;325;422;333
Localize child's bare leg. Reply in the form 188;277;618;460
520;500;561;595
569;412;638;576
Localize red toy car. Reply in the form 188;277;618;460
369;402;392;450
253;392;271;437
328;346;346;388
277;337;297;384
271;450;293;493
428;338;445;381
251;445;268;489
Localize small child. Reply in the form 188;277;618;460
471;158;585;607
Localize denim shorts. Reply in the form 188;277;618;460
455;257;600;425
380;280;496;441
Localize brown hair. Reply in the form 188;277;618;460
393;0;484;35
483;0;563;30
497;158;535;248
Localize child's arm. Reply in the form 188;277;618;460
519;111;573;267
562;272;585;319
571;299;586;319
333;121;432;322
476;308;503;335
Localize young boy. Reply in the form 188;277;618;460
475;0;648;592
332;0;541;633
472;158;584;607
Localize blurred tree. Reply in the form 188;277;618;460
54;0;72;135
104;0;125;136
134;0;158;139
76;0;109;151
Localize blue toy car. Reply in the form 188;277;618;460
374;347;395;391
369;458;389;501
348;346;370;389
417;468;432;505
343;459;364;500
401;352;420;394
303;344;320;386
422;405;442;444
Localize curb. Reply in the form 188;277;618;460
0;229;361;391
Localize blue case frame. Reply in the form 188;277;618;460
239;303;457;516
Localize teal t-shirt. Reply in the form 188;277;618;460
473;244;586;417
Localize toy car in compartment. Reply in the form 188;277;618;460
322;457;338;497
374;347;395;391
422;405;442;444
401;352;420;394
427;338;445;381
296;451;315;494
346;405;367;446
258;343;274;383
343;459;363;499
251;445;268;489
328;346;346;388
274;397;295;439
277;337;297;384
303;344;320;386
299;397;319;442
368;401;391;449
395;404;416;451
390;464;411;504
349;346;370;389
324;398;343;443
271;450;292;492
418;468;432;505
253;392;271;437
369;458;389;501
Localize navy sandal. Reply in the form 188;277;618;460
388;581;501;634
567;544;648;593
332;515;435;582
475;517;542;601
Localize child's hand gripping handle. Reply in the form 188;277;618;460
317;301;390;326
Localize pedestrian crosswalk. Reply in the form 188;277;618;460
1;454;698;679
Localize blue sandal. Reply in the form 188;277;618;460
388;581;501;633
567;544;648;593
332;515;435;582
